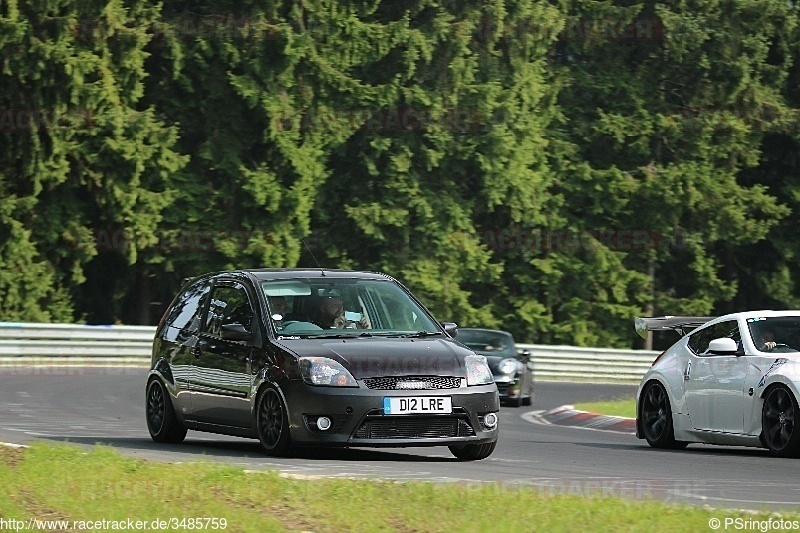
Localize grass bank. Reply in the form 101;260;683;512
0;443;793;532
571;398;637;418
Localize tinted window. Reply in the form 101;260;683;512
260;278;439;336
747;316;800;353
361;281;429;331
163;279;210;333
203;284;254;337
688;320;741;355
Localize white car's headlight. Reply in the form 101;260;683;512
466;355;494;386
299;357;358;387
498;358;517;375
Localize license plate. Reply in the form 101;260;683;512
383;396;452;415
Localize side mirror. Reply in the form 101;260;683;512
518;349;531;361
708;337;738;355
441;322;458;337
221;323;253;343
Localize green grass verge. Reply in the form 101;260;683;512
571;398;637;419
0;443;796;532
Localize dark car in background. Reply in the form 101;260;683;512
146;269;500;460
456;328;534;407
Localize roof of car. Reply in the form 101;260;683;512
710;310;800;323
244;269;390;281
673;310;800;338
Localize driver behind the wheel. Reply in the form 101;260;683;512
269;296;288;325
479;337;506;352
311;289;370;329
754;327;778;352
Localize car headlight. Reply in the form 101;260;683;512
299;357;358;387
498;358;517;375
466;355;494;386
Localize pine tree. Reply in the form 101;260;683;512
0;0;185;323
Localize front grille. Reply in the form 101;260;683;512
363;376;462;390
354;417;475;439
496;382;509;395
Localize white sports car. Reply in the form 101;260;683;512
636;310;800;457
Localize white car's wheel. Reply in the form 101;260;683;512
639;381;687;449
761;385;800;457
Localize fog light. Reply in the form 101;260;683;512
316;416;332;431
483;412;498;429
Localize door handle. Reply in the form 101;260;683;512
684;361;692;381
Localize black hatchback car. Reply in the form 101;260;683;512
146;269;500;460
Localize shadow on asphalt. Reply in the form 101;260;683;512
36;435;460;462
571;439;774;458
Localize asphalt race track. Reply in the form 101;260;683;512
1;365;799;511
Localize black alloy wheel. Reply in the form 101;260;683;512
256;386;292;456
639;381;687;449
448;441;496;461
146;379;187;444
761;385;800;457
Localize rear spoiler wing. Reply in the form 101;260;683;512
635;316;716;339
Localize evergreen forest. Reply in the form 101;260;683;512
2;0;799;348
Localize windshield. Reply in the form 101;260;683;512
260;278;440;338
747;316;800;353
456;329;516;356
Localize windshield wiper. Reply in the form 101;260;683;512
391;331;444;338
304;332;374;339
303;331;441;339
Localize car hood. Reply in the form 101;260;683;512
276;337;472;378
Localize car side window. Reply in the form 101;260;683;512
163;279;210;333
688;320;741;355
203;284;254;338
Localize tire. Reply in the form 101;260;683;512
639;381;687;449
146;378;187;444
522;379;534;407
509;391;523;408
449;441;496;461
256;386;293;457
761;385;800;457
522;392;533;407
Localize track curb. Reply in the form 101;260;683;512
527;405;636;434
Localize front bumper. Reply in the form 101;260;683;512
279;380;500;447
494;375;520;401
